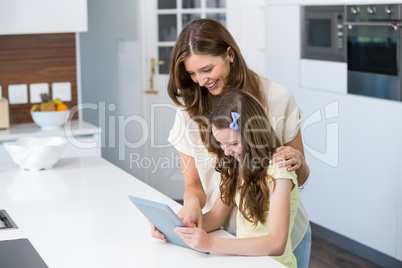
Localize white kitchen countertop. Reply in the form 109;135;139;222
0;156;285;268
0;120;100;142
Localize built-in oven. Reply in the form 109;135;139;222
345;4;402;101
302;5;346;62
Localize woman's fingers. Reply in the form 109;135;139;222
178;207;202;228
286;163;299;172
271;146;302;171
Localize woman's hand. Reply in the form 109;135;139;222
175;221;212;253
271;146;303;172
177;151;206;229
177;204;203;229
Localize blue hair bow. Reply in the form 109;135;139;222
229;112;240;130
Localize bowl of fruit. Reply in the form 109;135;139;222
30;93;70;130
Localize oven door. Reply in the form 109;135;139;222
347;24;401;101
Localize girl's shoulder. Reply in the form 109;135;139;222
267;161;298;187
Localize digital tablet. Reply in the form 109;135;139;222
128;195;208;253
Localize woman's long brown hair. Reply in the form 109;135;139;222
208;90;281;226
167;19;266;143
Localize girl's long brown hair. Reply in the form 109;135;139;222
167;19;265;143
208;90;281;226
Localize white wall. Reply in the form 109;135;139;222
227;0;266;76
265;3;402;260
79;0;144;180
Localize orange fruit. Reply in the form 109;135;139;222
56;103;68;111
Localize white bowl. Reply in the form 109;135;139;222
4;137;68;171
31;110;70;130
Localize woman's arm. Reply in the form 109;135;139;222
177;151;206;228
175;179;293;256
273;130;310;186
150;151;205;241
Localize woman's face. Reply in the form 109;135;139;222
184;53;233;96
212;125;243;160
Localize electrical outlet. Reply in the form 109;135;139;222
8;84;28;104
30;83;49;103
52;82;72;102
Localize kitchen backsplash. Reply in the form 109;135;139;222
0;33;78;124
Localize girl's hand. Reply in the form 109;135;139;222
271;146;303;172
175;221;212;253
177;205;203;229
150;206;201;243
149;221;168;242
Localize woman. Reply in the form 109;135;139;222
155;18;311;267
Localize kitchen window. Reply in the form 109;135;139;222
156;0;227;74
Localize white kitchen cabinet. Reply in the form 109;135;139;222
0;0;87;35
265;3;402;263
265;4;301;91
398;152;402;261
227;0;266;75
300;59;347;94
0;120;101;163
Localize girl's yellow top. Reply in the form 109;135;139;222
235;162;299;268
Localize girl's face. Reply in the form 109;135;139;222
184;53;233;96
212;125;243;160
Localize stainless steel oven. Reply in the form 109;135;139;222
345;4;402;101
302;5;346;62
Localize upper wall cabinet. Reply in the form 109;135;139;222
0;0;87;35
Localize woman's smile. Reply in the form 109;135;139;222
206;80;219;91
206;80;218;89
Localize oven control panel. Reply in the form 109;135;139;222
347;4;401;21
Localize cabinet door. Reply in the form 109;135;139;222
0;0;87;35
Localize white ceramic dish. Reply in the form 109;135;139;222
31;110;69;130
4;137;68;171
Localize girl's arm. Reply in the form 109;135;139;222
273;130;310;186
175;179;293;256
201;194;233;233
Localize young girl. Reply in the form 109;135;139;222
175;90;301;267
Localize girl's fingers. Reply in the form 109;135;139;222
175;227;195;234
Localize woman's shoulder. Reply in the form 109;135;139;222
260;78;299;117
260;77;295;101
